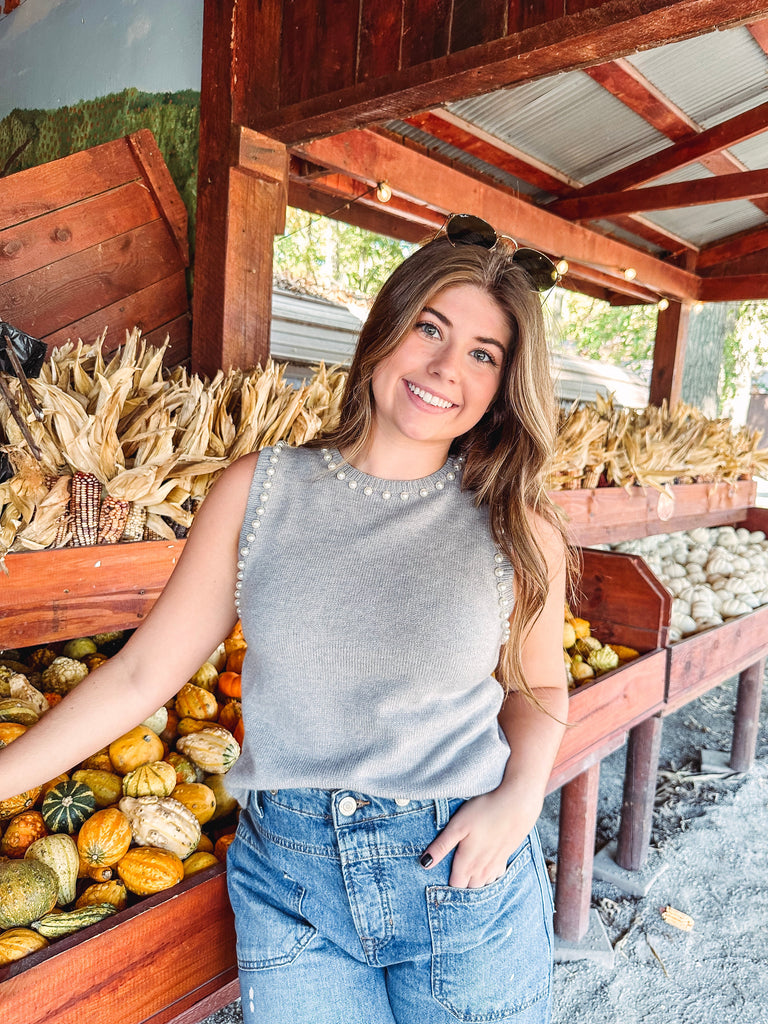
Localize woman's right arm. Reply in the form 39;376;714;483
0;451;261;801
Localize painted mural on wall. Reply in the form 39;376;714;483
0;88;201;253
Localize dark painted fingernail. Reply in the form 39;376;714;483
420;853;433;868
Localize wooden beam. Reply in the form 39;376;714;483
697;224;768;270
553;169;768;220
699;273;768;301
649;300;690;405
585;58;699;141
549;99;768;206
294;129;701;300
287;180;433;244
585;57;768;215
251;0;768;143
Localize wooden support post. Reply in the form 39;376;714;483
649;300;690;406
554;763;600;943
615;715;663;871
193;128;288;378
193;0;287;378
730;658;765;772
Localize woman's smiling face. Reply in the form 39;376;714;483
370;283;511;461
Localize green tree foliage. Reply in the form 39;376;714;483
551;291;657;381
274;208;415;303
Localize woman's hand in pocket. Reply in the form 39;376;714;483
420;784;543;888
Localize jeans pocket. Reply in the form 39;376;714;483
227;829;317;969
426;835;552;1021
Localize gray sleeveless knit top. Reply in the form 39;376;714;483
223;442;514;804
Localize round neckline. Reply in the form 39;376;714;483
320;446;463;496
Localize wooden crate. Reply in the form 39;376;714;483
552;480;756;547
665;506;768;711
548;548;670;791
0;540;185;648
0;866;237;1024
0;131;190;365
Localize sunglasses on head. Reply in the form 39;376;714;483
443;213;562;294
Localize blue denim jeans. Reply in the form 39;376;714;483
227;789;553;1024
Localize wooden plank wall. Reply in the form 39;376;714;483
0;131;191;367
278;0;606;105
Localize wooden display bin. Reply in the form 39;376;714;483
546;547;670;942
548;547;670;792
616;506;768;872
1;865;237;1024
665;506;768;710
0;540;185;648
552;479;756;547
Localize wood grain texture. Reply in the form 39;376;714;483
0;540;185;647
40;272;190;357
0;181;160;284
0;138;140;232
0;867;235;1024
280;0;360;105
359;0;404;81
0;219;182;340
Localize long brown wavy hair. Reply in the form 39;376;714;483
310;235;572;703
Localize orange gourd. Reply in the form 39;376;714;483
225;648;246;674
233;717;245;746
0;787;42;821
76;880;128;912
77;807;132;868
217;699;242;733
217;672;242;699
117;847;185;896
214;832;237;860
0;722;27;745
171;783;216;825
175;683;219;721
1;811;47;858
109;725;164;775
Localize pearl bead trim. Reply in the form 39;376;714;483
235;440;286;615
320;447;464;499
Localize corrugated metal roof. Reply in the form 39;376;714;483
448;71;671;185
730;133;768;170
645;200;767;248
627;26;768;130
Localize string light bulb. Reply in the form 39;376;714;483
657;298;669;311
555;258;569;276
693;301;704;313
622;267;637;281
376;182;392;203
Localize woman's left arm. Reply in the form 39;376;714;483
420;515;569;887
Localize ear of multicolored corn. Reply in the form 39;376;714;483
97;495;131;544
71;471;102;547
120;503;147;543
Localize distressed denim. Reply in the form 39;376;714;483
227;788;553;1024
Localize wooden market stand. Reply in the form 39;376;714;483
3;0;768;1020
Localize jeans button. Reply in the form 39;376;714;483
338;796;358;816
394;798;410;806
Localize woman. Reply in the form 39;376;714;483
0;216;571;1024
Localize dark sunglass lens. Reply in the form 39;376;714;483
513;249;559;292
446;214;497;250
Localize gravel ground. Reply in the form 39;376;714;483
202;670;768;1024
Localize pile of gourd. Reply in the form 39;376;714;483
609;526;768;641
0;624;246;968
563;605;639;688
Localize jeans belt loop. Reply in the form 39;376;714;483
434;798;450;830
252;790;265;819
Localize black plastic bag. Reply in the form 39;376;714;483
0;321;47;378
0;321;47;482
